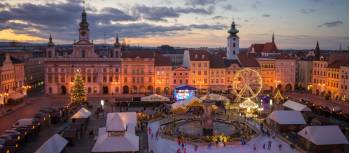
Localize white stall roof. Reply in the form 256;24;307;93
91;127;139;153
298;125;348;145
71;108;91;119
106;112;137;133
268;110;306;125
141;94;170;102
35;134;68;153
200;94;230;102
283;100;311;111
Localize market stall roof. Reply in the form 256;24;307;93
268;110;306;125
200;94;230;102
171;97;202;109
141;94;170;102
106;112;137;134
283;100;311;111
91;127;139;153
71;108;91;119
35;134;68;153
298;125;348;145
175;85;197;90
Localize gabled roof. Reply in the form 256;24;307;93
189;50;210;61
283;100;311;111
298;125;348;145
173;66;188;71
35;134;68;153
237;53;260;67
0;54;24;66
91;127;139;152
268;110;306;125
248;42;278;53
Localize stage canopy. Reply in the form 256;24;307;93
91;127;139;153
141;94;170;102
283;100;311;111
175;85;197;90
268;110;306;125
298;125;348;145
35;134;68;153
71;108;92;119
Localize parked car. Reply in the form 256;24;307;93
0;134;19;150
13;118;40;134
2;130;22;144
0;142;16;153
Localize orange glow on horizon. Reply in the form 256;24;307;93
0;29;45;42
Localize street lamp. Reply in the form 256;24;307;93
22;85;31;96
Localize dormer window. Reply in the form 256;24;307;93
195;54;198;59
202;54;205;59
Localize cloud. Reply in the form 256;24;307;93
212;16;226;20
222;4;237;11
299;8;315;14
262;14;271;18
185;0;224;6
317;21;343;28
0;1;224;42
131;5;214;21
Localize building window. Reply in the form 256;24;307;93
174;79;176;84
93;76;97;82
124;77;127;83
103;76;107;82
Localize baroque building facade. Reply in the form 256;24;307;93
45;9;302;96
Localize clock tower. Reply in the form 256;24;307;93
79;8;89;42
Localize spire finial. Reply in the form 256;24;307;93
82;0;86;10
272;32;275;43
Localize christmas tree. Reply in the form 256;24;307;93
70;70;87;103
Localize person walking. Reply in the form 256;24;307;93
262;143;266;149
268;140;272;150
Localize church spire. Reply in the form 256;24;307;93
48;33;54;47
78;2;90;42
114;33;120;47
272;32;275;43
315;41;320;60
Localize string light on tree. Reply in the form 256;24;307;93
70;69;87;103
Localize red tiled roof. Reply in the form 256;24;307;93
189;50;210;61
327;53;349;68
121;51;155;58
209;54;225;68
155;53;171;66
248;42;278;53
328;60;348;68
237;53;260;67
262;42;278;52
212;50;227;59
248;44;264;53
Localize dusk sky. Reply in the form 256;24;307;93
0;0;348;49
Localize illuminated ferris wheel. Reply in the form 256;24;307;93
232;68;262;102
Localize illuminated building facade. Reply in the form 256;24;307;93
312;52;349;101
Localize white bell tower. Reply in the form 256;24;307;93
226;20;239;60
